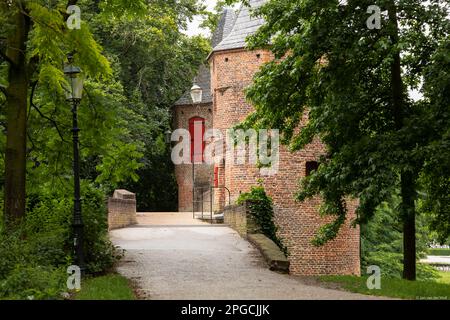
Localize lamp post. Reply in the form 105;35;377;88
190;82;202;219
64;54;86;273
165;130;172;145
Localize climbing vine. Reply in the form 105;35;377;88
237;184;288;255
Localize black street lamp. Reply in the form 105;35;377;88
64;54;86;273
165;130;172;145
190;82;202;219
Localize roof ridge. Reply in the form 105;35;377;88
211;8;238;48
210;0;266;53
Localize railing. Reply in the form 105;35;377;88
193;186;211;220
193;186;231;221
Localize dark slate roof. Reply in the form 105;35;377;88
174;64;211;106
211;8;237;48
212;0;266;52
174;9;237;106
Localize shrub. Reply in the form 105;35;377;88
0;231;68;300
0;265;66;300
362;251;438;281
0;231;27;281
26;181;121;274
361;196;438;281
0;181;122;299
237;185;288;255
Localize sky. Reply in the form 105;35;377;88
186;0;218;37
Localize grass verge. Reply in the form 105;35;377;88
438;271;450;285
319;275;450;300
428;248;450;256
75;274;136;300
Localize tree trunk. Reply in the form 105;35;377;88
388;1;417;280
401;172;416;280
4;8;31;229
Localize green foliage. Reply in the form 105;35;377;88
75;274;135;300
200;0;229;34
92;1;209;210
0;228;68;300
0;265;66;300
361;196;438;280
418;174;450;244
123;135;178;212
0;180;122;299
237;184;288;255
26;181;122;274
242;0;449;252
1;0;210;299
438;272;450;284
319;275;450;300
428;248;450;256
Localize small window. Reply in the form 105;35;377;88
306;161;319;176
256;54;261;59
225;57;229;62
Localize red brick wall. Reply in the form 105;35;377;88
209;49;360;276
173;103;214;212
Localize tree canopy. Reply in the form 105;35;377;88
0;0;209;219
243;0;449;279
0;0;211;298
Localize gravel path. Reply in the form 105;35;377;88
110;224;384;300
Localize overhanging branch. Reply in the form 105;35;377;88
29;81;69;143
0;50;14;66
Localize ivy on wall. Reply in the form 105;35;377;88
237;184;288;256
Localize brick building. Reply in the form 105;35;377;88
173;0;360;276
173;8;237;212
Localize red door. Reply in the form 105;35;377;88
189;117;205;163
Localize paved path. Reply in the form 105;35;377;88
110;213;385;300
136;212;210;226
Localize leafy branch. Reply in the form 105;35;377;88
0;84;6;96
0;51;14;66
29;81;68;144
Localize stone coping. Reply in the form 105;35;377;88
247;233;290;274
113;189;136;200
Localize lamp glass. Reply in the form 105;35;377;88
165;130;172;144
190;85;202;104
64;65;84;101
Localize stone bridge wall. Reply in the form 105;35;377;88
223;201;260;237
108;189;137;230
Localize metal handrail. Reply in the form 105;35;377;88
193;186;211;220
193;186;231;222
210;186;231;206
209;186;231;220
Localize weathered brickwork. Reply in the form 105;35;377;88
209;48;360;276
173;104;214;212
212;160;226;212
211;49;272;208
108;189;137;230
223;201;260;237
